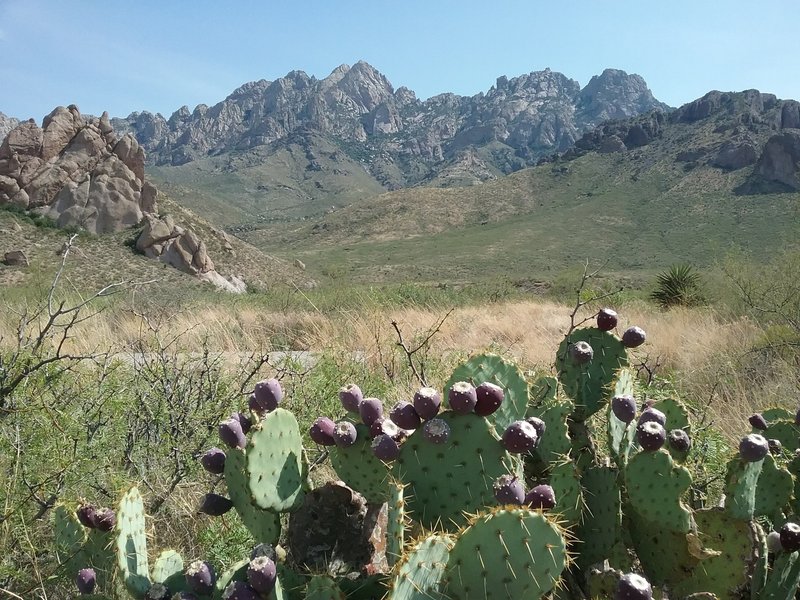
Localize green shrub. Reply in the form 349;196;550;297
650;264;705;309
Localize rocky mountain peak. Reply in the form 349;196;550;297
577;68;669;125
0;112;20;141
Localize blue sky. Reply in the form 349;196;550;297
2;0;799;120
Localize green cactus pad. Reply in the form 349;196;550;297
213;558;248;599
555;327;628;420
625;449;693;533
54;505;87;573
329;422;391;503
388;534;453;600
151;549;186;592
759;547;800;600
586;567;621;599
225;447;281;544
304;575;345;600
724;457;763;520
671;508;764;600
607;368;637;469
761;421;800;454
530;375;558;406
529;399;573;467
444;353;529;432
627;509;697;586
751;522;769;600
115;487;151;598
443;507;568;600
246;407;307;512
754;454;793;519
576;465;623;571
393;411;519;531
652;396;692;462
277;565;308;600
387;480;406;568
550;459;584;526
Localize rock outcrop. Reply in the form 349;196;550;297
0;105;154;233
0;112;21;143
756;130;800;190
110;62;669;186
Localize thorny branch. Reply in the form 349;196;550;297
391;308;454;387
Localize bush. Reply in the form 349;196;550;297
650;264;705;309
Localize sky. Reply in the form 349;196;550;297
1;0;799;121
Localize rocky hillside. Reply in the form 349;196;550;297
0;112;20;141
241;89;800;283
112;62;667;192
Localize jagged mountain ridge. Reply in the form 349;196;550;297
111;62;668;189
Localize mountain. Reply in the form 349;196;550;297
0;112;20;140
110;63;667;225
238;89;800;284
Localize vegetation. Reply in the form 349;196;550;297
650;264;705;309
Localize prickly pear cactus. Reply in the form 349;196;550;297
555;328;628;420
724;457;764;521
606;368;637;469
443;507;568;599
151;549;185;592
444;353;529;431
757;408;800;453
626;449;693;533
392;411;519;530
115;487;151;598
329;422;391;503
305;574;345;600
529;398;573;467
225;447;282;544
386;480;406;568
549;459;584;526
246;407;308;512
54;505;114;590
530;375;557;406
762;549;800;600
388;534;453;600
576;465;626;571
753;454;794;519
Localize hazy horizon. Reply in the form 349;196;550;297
2;0;799;120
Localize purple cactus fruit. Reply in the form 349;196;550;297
76;567;96;594
423;418;451;444
94;507;116;531
185;560;216;595
389;401;422;431
739;434;769;462
247;555;277;594
614;572;652;600
493;475;525;505
475;382;504;416
359;397;384;427
339;383;363;413
622;326;647;348
371;434;401;461
597;308;618;331
748;413;768;431
200;447;227;474
525;484;556;510
637;421;666;452
199;493;234;516
448;381;478;414
370;417;403;440
501;420;538;453
526;416;546;441
219;418;246;449
76;504;97;529
413;387;442;420
638;407;666;427
332;421;358;447
668;429;691;453
222;581;259;600
569;340;594;365
252;378;282;414
769;438;783;455
309;417;336;446
779;522;800;552
230;412;252;435
767;530;783;553
612;395;637;424
145;583;170;600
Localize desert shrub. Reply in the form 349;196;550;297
650;264;705;309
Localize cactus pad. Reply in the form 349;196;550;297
246;407;307;512
549;459;584;526
329;422;391;503
443;507;568;599
444;353;529;432
626;449;693;533
115;487;151;598
576;465;624;570
151;549;185;592
225;447;281;544
671;508;763;600
530;375;558;406
652;396;691;461
305;575;345;600
529;399;573;467
754;454;793;519
555;327;628;420
393;411;519;530
389;534;453;600
724;457;763;521
760;421;800;454
387;480;406;568
761;549;800;600
607;369;638;469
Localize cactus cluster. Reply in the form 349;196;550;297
53;310;800;600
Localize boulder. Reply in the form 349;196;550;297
140;180;158;214
112;134;145;182
781;101;800;129
756;130;800;190
41;105;83;161
0;120;43;160
3;250;29;267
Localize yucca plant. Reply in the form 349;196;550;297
650;264;705;309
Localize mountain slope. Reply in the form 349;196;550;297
239;90;799;283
